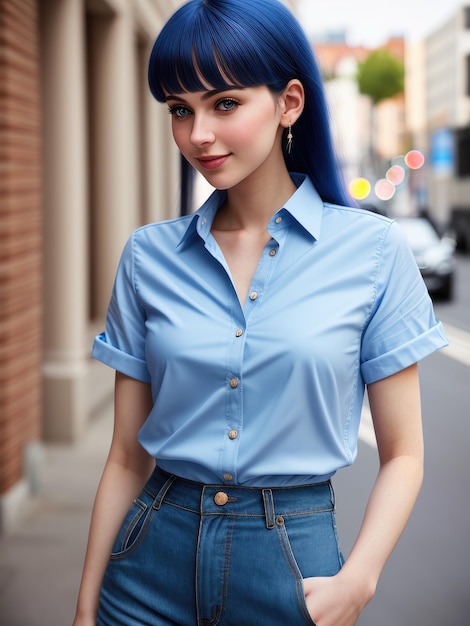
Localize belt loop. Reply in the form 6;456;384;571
152;474;177;510
262;488;275;529
328;480;335;511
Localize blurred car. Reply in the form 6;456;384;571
396;216;456;301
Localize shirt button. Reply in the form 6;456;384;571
269;249;277;257
235;329;243;337
224;473;233;481
249;291;258;300
275;216;283;224
228;429;238;440
230;378;239;388
214;491;229;506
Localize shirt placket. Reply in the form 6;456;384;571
220;231;281;484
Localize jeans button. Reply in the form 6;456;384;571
214;491;229;506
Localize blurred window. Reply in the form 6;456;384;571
465;7;470;28
455;125;470;178
467;55;470;95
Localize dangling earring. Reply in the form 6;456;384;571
286;123;293;154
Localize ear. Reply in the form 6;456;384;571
278;79;305;128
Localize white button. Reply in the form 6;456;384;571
235;329;243;337
275;216;283;224
230;378;239;388
269;249;277;256
224;473;234;481
228;430;238;440
249;291;258;300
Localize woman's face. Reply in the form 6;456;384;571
165;85;285;190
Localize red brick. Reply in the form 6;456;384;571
0;0;42;494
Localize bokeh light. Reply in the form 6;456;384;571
404;149;425;169
349;177;371;200
375;178;395;201
386;164;406;186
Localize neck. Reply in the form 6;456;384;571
215;167;297;233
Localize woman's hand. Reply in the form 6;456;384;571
303;364;424;626
303;571;375;626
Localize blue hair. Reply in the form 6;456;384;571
148;0;350;206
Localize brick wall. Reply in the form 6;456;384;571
0;0;42;495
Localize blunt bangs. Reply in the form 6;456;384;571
148;0;298;101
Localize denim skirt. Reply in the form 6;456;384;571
97;465;344;626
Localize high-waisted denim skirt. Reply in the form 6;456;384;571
97;465;344;626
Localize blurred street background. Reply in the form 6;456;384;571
1;0;469;624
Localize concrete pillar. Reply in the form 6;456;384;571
88;6;140;318
141;48;179;223
40;0;89;441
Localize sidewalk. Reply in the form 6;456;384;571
0;396;114;626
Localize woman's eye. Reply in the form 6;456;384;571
168;105;192;118
216;98;239;112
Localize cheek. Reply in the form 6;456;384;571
171;122;189;151
171;123;185;150
229;116;276;149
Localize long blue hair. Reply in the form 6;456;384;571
148;0;350;206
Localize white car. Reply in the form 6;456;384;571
396;216;456;301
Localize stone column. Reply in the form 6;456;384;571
87;5;140;319
40;0;89;441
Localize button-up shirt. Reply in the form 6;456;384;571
92;174;447;486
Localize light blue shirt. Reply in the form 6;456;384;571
93;174;447;487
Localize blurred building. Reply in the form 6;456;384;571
0;0;186;534
422;5;470;242
313;36;406;186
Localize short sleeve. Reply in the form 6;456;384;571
360;221;448;384
92;234;151;383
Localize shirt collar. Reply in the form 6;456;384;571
177;173;324;247
281;173;323;240
177;189;227;248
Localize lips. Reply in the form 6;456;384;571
196;155;230;170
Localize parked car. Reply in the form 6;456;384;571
395;216;456;300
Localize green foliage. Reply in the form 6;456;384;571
357;49;404;104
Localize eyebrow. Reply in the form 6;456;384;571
165;85;245;103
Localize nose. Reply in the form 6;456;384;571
189;114;215;147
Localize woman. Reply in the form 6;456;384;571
73;1;448;624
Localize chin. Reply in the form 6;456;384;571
198;173;242;191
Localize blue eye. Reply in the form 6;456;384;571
216;98;239;111
168;105;192;118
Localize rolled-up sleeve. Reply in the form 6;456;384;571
92;234;151;383
360;221;448;384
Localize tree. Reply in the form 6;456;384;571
356;49;405;178
357;48;404;104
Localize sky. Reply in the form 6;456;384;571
298;0;466;47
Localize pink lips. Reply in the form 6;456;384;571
196;155;230;170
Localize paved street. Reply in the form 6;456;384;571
0;399;114;626
0;255;468;626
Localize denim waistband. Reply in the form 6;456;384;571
144;465;334;528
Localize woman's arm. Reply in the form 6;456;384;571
304;363;424;626
73;372;155;626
